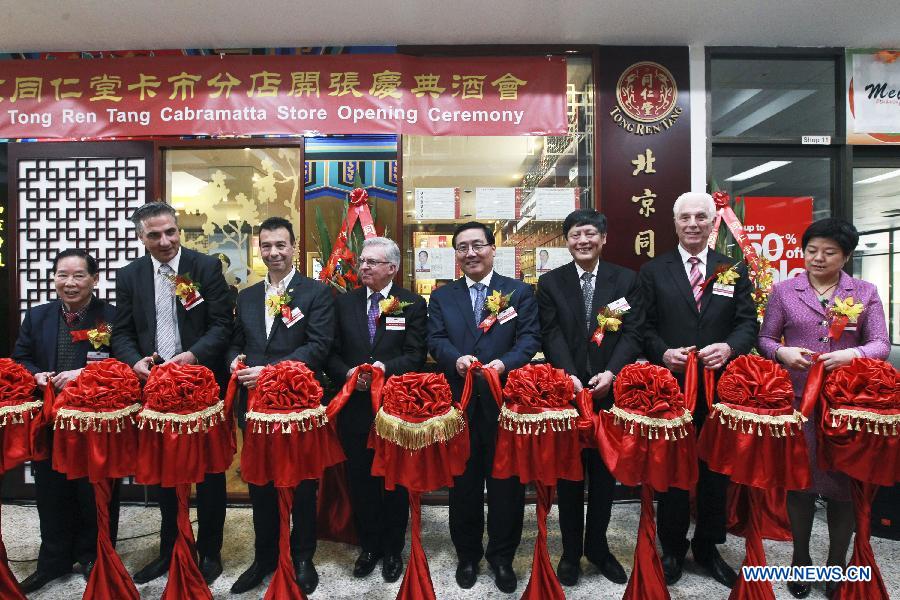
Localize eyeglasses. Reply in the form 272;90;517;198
358;258;392;267
455;243;491;255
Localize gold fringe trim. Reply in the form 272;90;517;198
0;400;43;427
246;405;328;434
138;400;225;435
498;405;578;435
712;403;806;438
608;405;693;441
828;407;900;436
54;403;142;433
374;406;465;451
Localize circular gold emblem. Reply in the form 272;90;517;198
616;62;678;123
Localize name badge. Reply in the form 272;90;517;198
607;297;631;312
498;306;517;324
87;351;109;363
386;317;406;331
181;295;204;310
282;306;304;328
845;325;857;332
712;283;735;297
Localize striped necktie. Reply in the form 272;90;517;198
581;271;594;332
688;256;703;311
156;263;179;359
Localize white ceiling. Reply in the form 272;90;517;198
0;0;897;53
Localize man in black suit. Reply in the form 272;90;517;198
111;202;232;585
12;249;119;593
326;237;426;584
639;192;758;589
536;209;642;587
226;216;334;595
427;221;541;594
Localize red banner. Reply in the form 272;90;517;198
742;197;813;284
0;54;567;139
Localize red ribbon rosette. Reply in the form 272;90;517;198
596;363;698;600
0;358;46;600
237;360;347;600
50;358;141;600
137;362;234;600
696;354;809;600
491;363;589;600
370;369;475;600
819;359;898;600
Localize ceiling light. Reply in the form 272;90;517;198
855;169;900;185
725;161;791;182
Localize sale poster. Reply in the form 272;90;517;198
741;196;814;283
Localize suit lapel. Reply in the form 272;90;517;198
699;254;727;317
794;273;828;317
592;261;616;327
174;250;195;338
451;277;481;340
561;263;588;331
265;272;302;349
664;251;699;314
138;256;157;343
43;301;61;372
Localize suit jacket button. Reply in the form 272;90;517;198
819;336;829;343
821;320;828;326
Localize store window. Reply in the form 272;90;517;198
710;56;836;140
165;146;304;294
401;56;594;297
852;164;900;344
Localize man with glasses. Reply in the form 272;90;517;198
427;221;541;594
536;208;643;587
227;216;334;595
326;237;426;585
112;202;232;585
13;249;119;593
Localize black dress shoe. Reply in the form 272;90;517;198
133;556;170;584
231;560;275;594
489;562;518;594
295;559;319;594
353;550;382;578
81;561;95;581
199;554;223;584
455;561;478;589
661;554;684;585
556;557;581;586
382;555;403;583
19;569;69;593
693;545;737;589
825;580;840;599
787;581;812;598
590;553;627;584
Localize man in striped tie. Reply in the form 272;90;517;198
112;202;233;586
638;192;758;590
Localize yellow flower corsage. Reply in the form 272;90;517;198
716;268;740;286
169;273;201;305
70;321;111;350
485;290;513;316
592;306;627;346
379;295;412;316
831;296;863;322
266;289;293;318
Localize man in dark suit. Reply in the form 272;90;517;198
536;209;642;587
427;221;541;594
326;237;426;584
111;202;232;585
639;192;758;589
12;249;119;593
226;216;334;595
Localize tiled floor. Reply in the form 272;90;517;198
4;501;897;599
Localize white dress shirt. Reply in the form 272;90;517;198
263;267;296;337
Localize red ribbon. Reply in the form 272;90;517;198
319;187;377;284
799;357;826;420
829;315;849;341
70;329;90;342
0;496;25;600
477;314;498;332
708;191;761;271
459;361;502;412
684;350;720;414
323;363;384;419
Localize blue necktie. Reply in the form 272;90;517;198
368;292;382;344
472;282;486;327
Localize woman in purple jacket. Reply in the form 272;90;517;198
759;217;889;598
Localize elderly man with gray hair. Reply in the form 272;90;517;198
638;192;758;589
326;237;428;584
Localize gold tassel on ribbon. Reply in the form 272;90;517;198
374;406;466;451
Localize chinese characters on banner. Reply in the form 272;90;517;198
742;196;813;283
0;54;567;138
598;49;690;269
